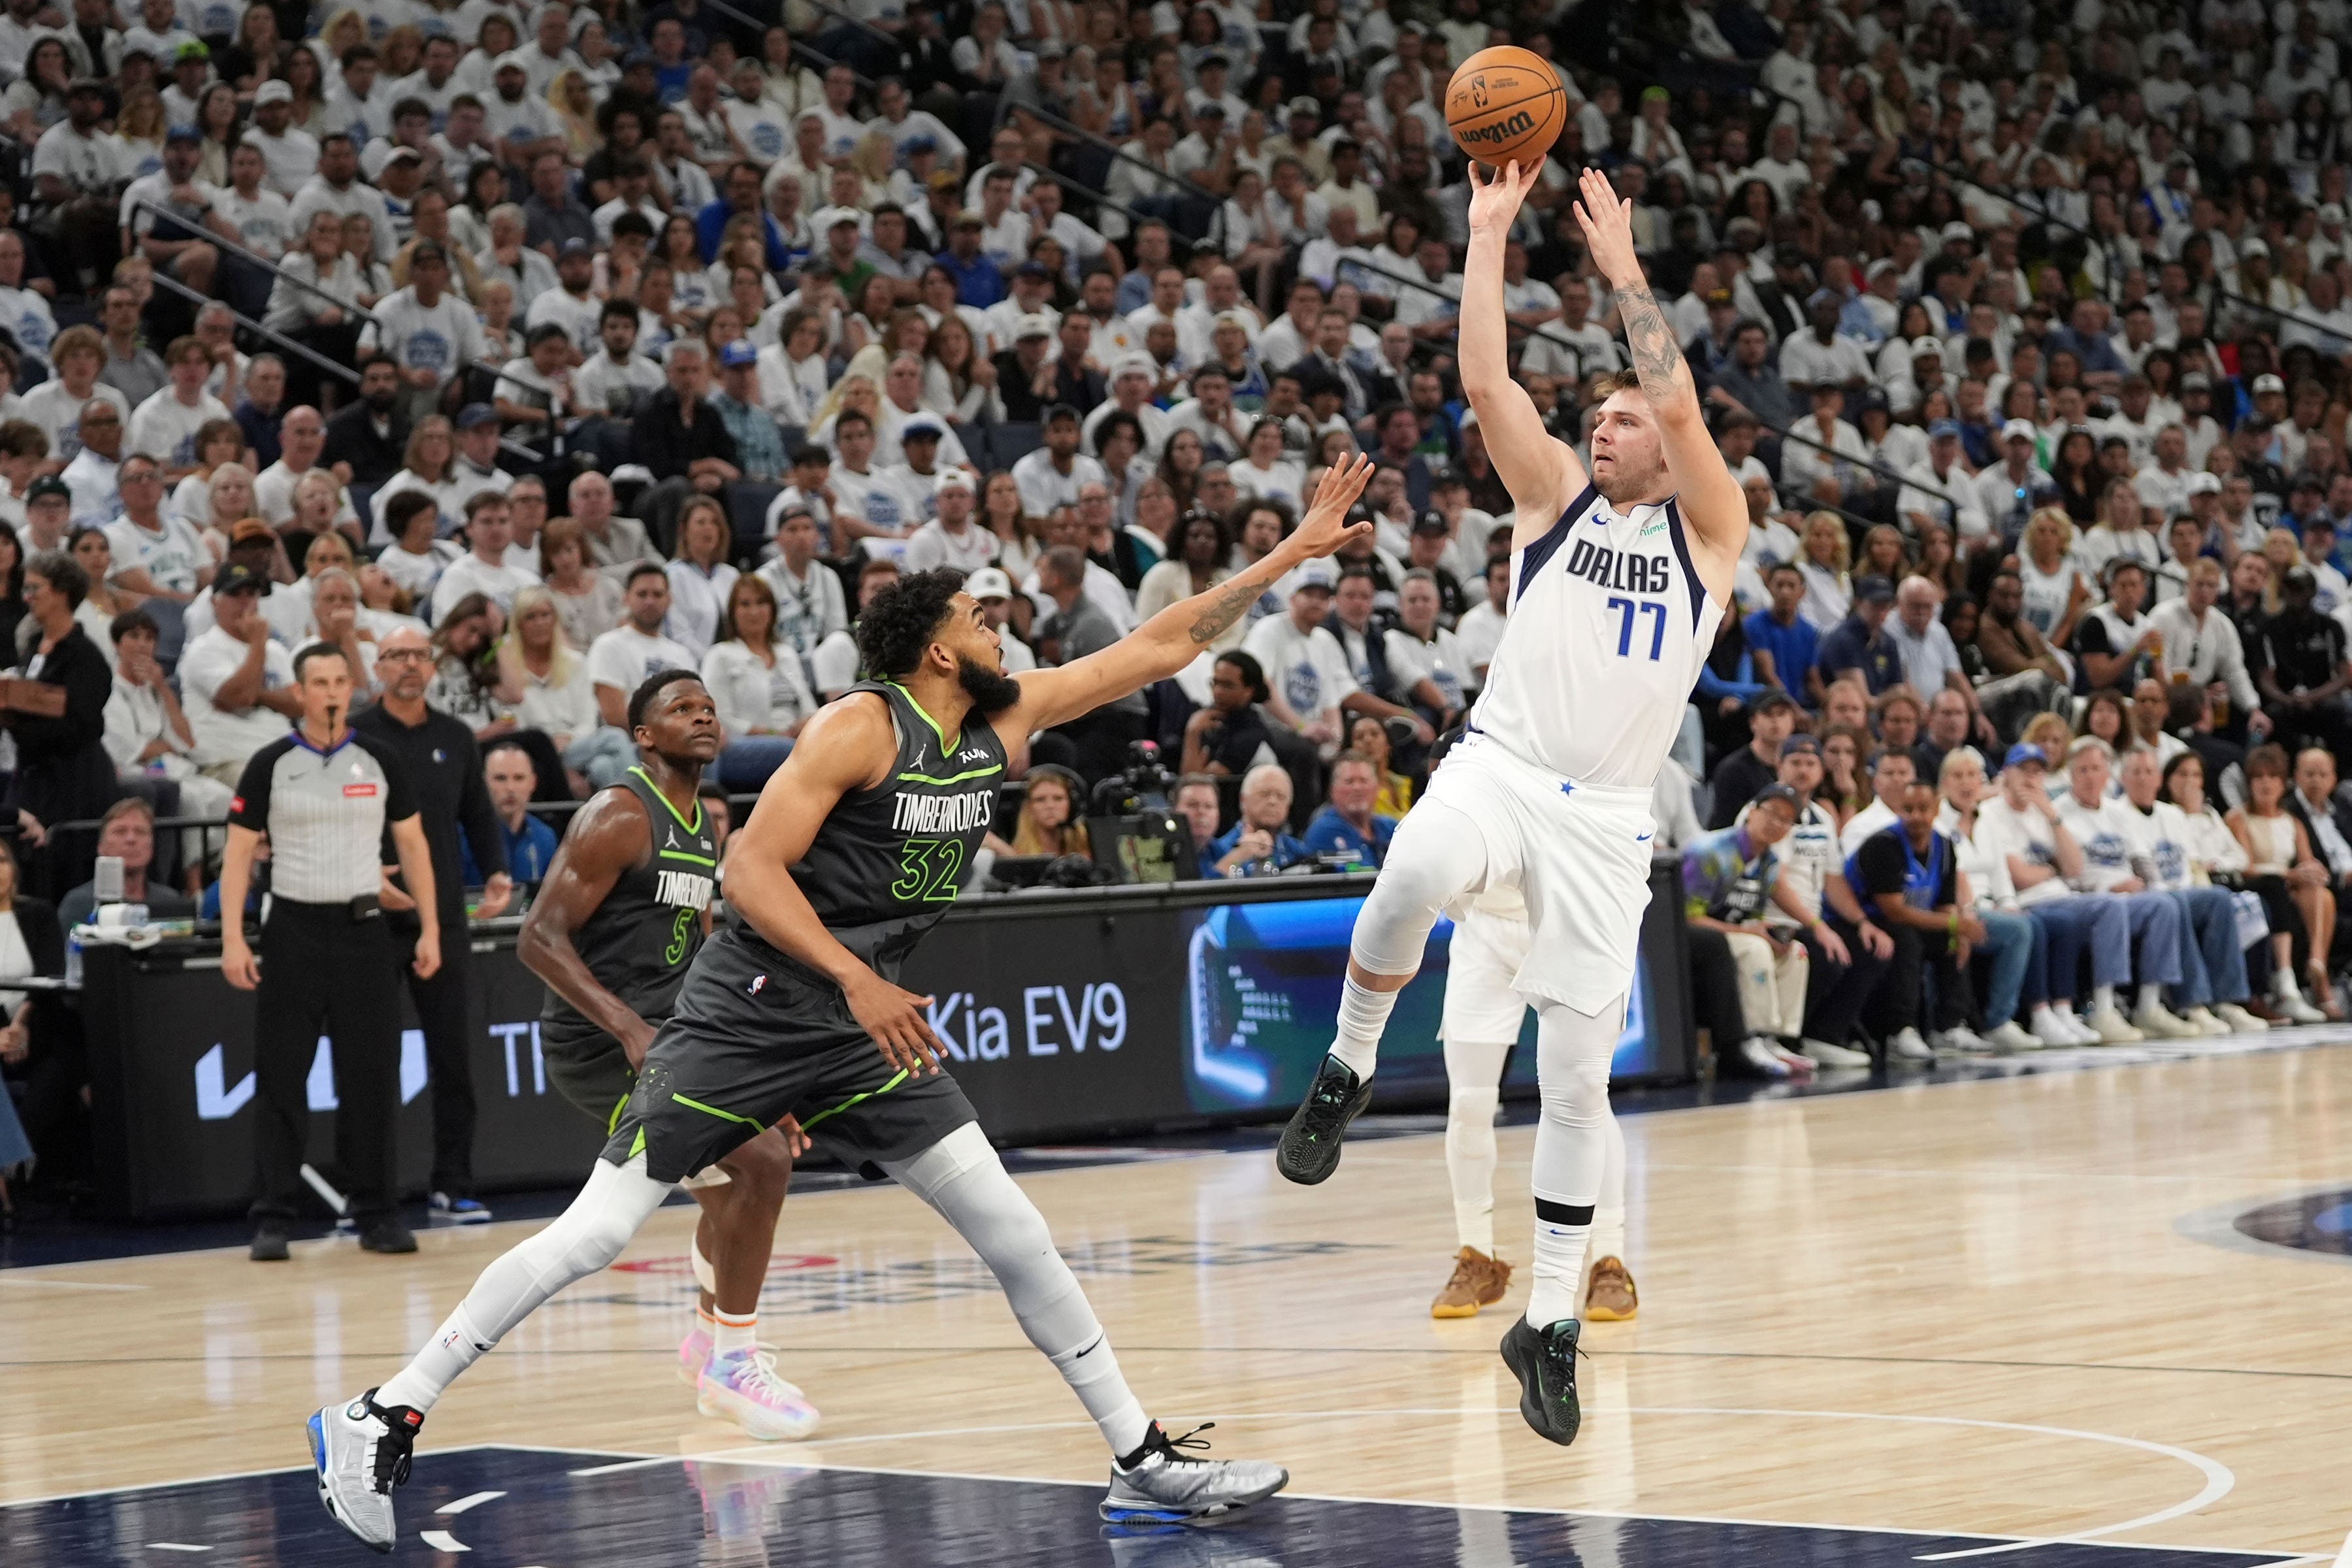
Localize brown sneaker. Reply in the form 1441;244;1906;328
1582;1256;1638;1322
1430;1247;1512;1318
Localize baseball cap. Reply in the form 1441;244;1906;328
1854;574;1896;604
2321;203;2346;224
165;124;201;146
1780;734;1821;759
1015;313;1054;340
2002;741;2047;770
1753;689;1798;715
494;50;529;73
1410;510;1448;537
814;205;862;231
2180;371;2212;391
953;209;985;229
1034;37;1064;57
214;562;267;596
1288;95;1320;116
2285;564;2317;589
2186;471;2222;495
1292;561;1338;591
384;146;422;166
25;476;68;504
2239;237;2270;259
934;468;975;495
1112;351;1156;380
2253;373;2286;394
559;237;593;257
1773;243;1806;268
172;39;208;62
1940;220;1974;242
900;414;945;440
455;402;498;430
2001;417;2038;442
1927;419;1963;439
1014;259;1051;280
252;80;292;105
1752;781;1803;814
964;566;1013;600
1910;335;1944;357
719;338;758;368
229;519;276;546
1705;287;1734;307
1043;402;1081;425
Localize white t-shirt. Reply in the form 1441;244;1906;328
1974;795;2073;907
1241;615;1356;727
524;286;603;357
586;623;696;711
179;623;295;768
126;389;233;470
214;184;297;261
430;551;540;621
2055;789;2142;892
20;379;129;466
105;512;209;596
902;518;1000;574
830;463;914;535
1383;625;1470;713
2119;798;2196;892
0;284;56;358
359;286;487;384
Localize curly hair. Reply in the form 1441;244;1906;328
855;567;969;681
627;668;704;733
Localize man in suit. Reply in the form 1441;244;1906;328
2285;745;2352;967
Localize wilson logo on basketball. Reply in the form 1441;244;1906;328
1460;110;1536;146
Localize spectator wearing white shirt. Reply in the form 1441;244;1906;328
357;239;487;422
1897;420;1992;541
700;573;815;792
178;563;302;784
662;498;739;661
1011;404;1110;516
124;337;232;482
430;490;540;623
902;470;999;574
1241;562;1360;760
581;565;695;782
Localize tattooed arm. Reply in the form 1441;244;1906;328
997;455;1376;734
1461;159;1586;549
1571;167;1748;596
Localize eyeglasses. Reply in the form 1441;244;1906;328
376;648;433;663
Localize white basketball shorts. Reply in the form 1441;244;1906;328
1421;728;1657;1017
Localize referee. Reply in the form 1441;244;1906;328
221;639;441;1264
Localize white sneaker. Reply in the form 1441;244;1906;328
1736;1036;1791;1077
2276;988;2328;1024
309;1389;421;1552
1984;1020;2040;1053
1798;1036;1872;1068
2214;1002;2269;1033
1767;1040;1817;1075
2132;1001;2198;1038
1887;1026;1935;1062
2181;1005;2231;1036
2029;1008;2080;1047
2087;1005;2145;1043
2061;1009;2106;1044
1931;1024;1987;1054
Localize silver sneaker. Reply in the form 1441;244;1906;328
308;1388;421;1554
1101;1423;1288;1522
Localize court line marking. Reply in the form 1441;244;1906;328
416;1529;470;1552
434;1491;505;1514
143;1546;210;1553
575;1405;2244;1558
0;1277;149;1291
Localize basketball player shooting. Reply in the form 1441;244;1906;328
1273;164;1743;1445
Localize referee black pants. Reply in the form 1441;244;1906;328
394;925;476;1198
249;901;403;1226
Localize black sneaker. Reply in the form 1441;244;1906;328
1273;1054;1370;1185
250;1221;291;1262
358;1219;417;1254
1499;1316;1584;1446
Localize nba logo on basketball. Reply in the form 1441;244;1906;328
1471;76;1489;108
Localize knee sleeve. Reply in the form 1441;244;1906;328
1349;798;1492;976
1529;1000;1620;1210
474;1156;670;1341
885;1124;1089;1352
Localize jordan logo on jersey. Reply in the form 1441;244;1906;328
1563;536;1673;596
653;869;714;911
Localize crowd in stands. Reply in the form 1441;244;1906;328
0;0;2345;1186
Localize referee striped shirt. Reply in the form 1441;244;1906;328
229;732;419;904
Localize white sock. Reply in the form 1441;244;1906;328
2137;982;2164;1013
1330;975;1399;1081
712;1309;757;1360
2092;983;2117;1014
1586;1205;1627;1274
2274;967;2303;999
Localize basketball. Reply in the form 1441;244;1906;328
1444;46;1566;169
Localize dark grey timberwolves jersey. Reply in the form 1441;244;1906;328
754;679;1006;978
541;766;717;1037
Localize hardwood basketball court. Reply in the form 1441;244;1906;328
7;1036;2352;1564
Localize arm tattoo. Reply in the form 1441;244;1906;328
1616;280;1691;411
1185;574;1266;646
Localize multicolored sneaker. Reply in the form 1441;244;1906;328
1582;1256;1638;1322
1101;1422;1288;1522
696;1348;821;1441
678;1324;713;1386
309;1388;423;1553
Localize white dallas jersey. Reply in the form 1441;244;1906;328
1467;483;1722;788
